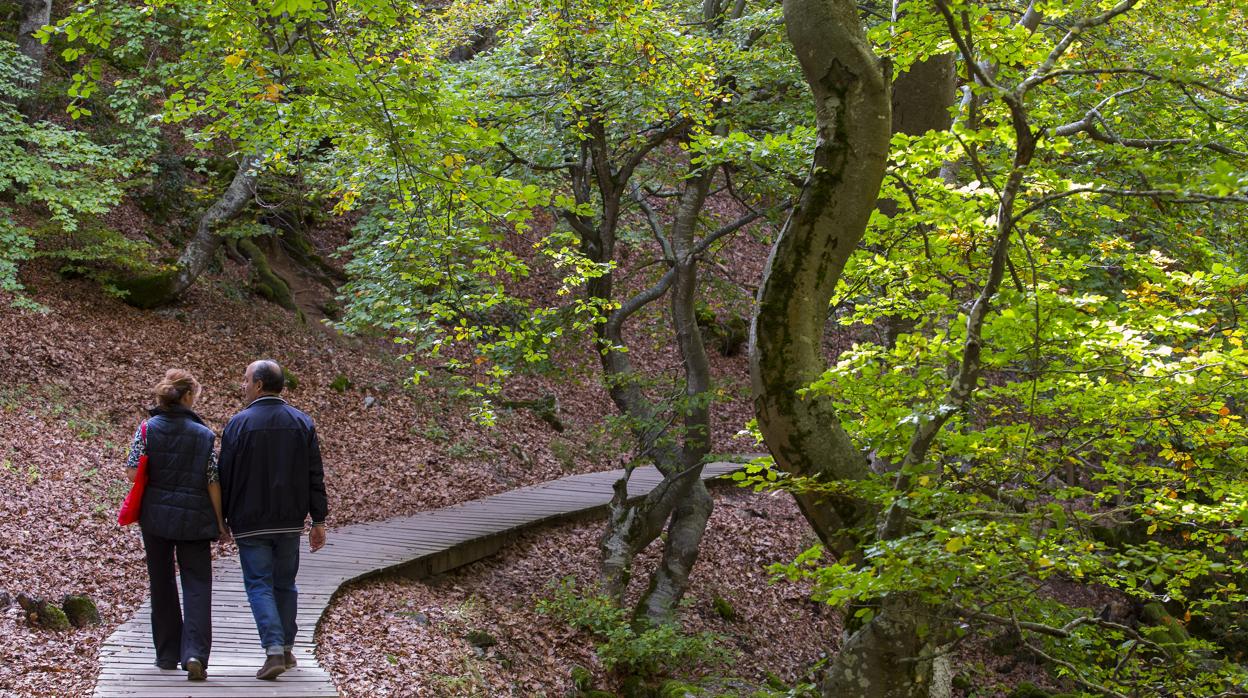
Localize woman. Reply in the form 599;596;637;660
124;369;226;681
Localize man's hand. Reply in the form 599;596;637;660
310;524;326;552
218;526;233;547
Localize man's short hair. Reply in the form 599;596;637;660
252;360;285;394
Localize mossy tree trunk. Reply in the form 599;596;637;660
750;0;959;696
160;154;260;303
750;0;891;558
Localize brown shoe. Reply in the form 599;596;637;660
185;657;206;681
256;654;287;680
283;651;297;669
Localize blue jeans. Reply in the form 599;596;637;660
236;534;300;656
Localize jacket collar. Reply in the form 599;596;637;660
147;404;207;425
246;395;287;408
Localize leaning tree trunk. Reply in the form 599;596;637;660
750;0;961;696
166;154;261;300
749;0;890;557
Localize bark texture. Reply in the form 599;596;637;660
17;0;52;74
824;596;954;698
749;0;891;555
166;155;261;302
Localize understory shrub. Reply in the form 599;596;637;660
537;578;731;681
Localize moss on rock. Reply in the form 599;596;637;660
570;665;594;691
711;596;736;621
62;594;100;628
238;238;297;311
111;268;179;309
17;594;71;631
658;680;703;697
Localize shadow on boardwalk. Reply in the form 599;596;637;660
93;462;742;698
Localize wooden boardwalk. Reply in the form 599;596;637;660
93;462;741;697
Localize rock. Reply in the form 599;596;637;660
410;611;430;626
0;591;10;608
62;594;101;628
570;665;593;690
17;594;70;631
363;396;377;409
711;596;736;621
465;629;497;648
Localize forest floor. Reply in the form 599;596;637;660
0;246;835;697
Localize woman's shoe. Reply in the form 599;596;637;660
185;657;206;681
155;660;178;671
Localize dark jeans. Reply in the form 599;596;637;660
141;530;212;667
236;533;300;655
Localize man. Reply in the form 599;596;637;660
218;359;328;680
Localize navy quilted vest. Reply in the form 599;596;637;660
139;407;218;541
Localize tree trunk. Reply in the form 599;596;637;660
596;159;716;614
166;155;261;301
749;0;891;554
749;1;960;696
12;0;52;116
823;596;955;698
634;479;712;622
17;0;52;75
631;156;717;623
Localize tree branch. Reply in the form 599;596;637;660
1015;187;1248;224
1024;0;1139;91
1022;67;1248;103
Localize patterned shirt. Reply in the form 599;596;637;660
125;421;219;484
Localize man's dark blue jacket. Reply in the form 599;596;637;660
218;396;327;538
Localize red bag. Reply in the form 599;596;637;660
118;421;148;526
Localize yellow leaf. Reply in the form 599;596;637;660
944;537;964;553
917;475;930;487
